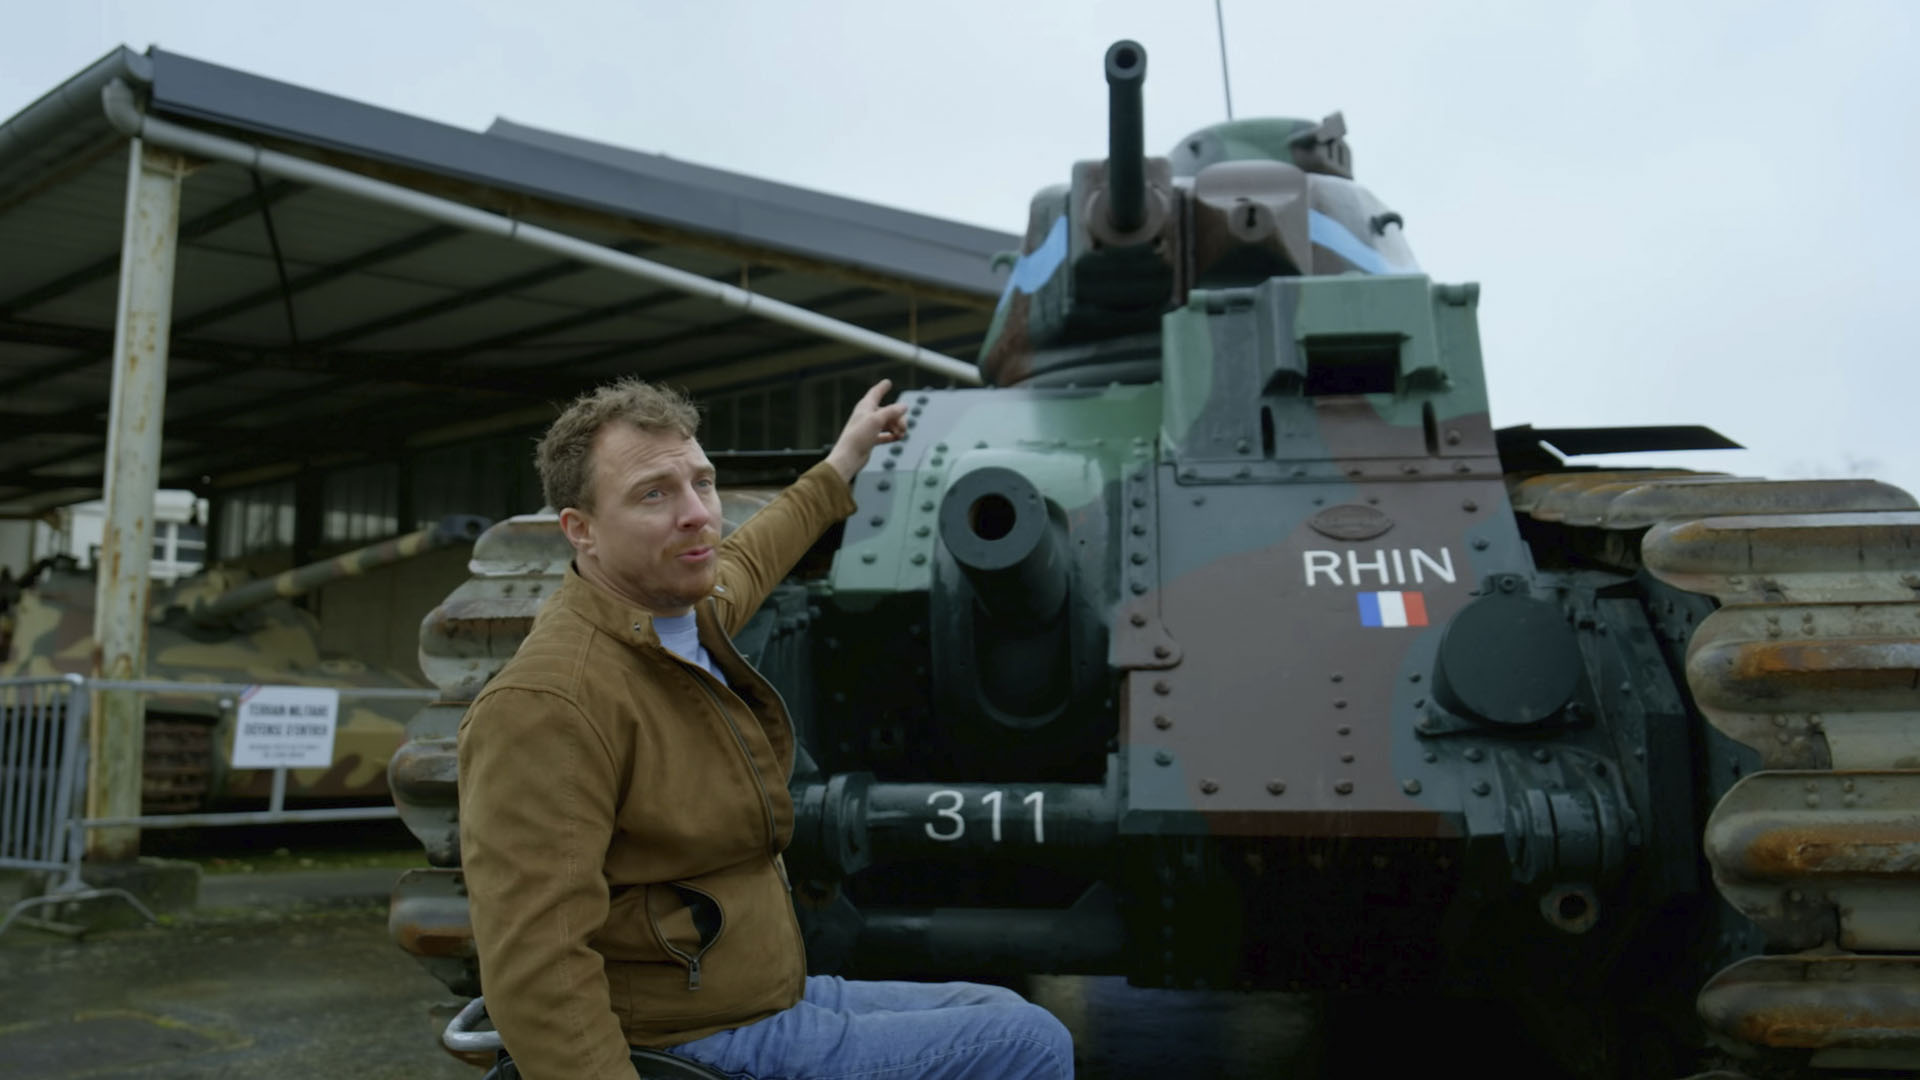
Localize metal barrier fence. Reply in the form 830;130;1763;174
0;674;153;937
1;674;87;874
0;675;437;938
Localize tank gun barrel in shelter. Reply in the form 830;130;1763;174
1102;40;1148;234
189;514;488;626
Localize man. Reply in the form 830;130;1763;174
459;377;1073;1080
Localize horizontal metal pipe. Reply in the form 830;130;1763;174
854;890;1128;976
85;678;437;703
81;806;401;829
101;81;984;386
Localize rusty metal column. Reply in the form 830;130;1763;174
88;138;185;861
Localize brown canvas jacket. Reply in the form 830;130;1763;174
458;462;856;1080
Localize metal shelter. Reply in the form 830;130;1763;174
0;46;1013;519
0;45;1014;858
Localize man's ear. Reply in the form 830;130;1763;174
558;506;593;555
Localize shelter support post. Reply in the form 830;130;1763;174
88;138;185;861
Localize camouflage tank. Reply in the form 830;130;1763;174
0;515;486;812
388;42;1920;1078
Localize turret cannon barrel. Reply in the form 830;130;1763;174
1103;39;1148;234
189;514;488;626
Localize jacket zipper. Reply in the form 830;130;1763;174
703;598;810;999
685;649;780;853
647;880;727;991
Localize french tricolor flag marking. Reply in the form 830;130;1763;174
1357;591;1428;628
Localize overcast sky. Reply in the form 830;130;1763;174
4;0;1917;496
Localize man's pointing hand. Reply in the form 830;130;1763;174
825;380;910;483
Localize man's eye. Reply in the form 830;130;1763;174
696;478;714;489
642;489;663;501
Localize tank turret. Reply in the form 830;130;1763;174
184;514;488;626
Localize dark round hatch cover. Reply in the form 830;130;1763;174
1432;593;1582;727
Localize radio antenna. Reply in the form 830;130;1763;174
1213;0;1236;120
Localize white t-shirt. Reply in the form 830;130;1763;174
654;612;727;687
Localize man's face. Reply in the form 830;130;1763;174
562;423;722;615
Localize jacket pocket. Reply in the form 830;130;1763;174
644;881;726;991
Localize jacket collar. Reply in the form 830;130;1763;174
556;562;729;649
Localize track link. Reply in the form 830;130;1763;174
1513;472;1920;1074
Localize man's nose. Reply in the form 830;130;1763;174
675;488;715;530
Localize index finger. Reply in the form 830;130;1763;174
856;379;894;410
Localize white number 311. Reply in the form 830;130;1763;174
924;789;1046;844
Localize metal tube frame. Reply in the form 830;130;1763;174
88;136;186;862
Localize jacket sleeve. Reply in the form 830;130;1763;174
459;686;632;1080
713;460;857;634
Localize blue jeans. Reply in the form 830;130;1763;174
665;975;1073;1079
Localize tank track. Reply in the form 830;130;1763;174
1511;472;1920;1075
141;714;213;814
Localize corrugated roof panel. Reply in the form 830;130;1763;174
348;294;588;352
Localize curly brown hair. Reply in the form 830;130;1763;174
535;378;700;512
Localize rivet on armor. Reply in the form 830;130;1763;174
870;516;885;527
1337;725;1351;736
917;395;930;405
877;479;892;491
1130;612;1148;627
860;552;877;564
1199;779;1220;795
1445;429;1462;445
1236;438;1251;454
889;444;903;456
924;476;938;487
1843;778;1856;793
1153;644;1172;659
914;525;930;538
975;440;988;449
1130;579;1148;595
1461;500;1478;512
1340;753;1355;764
935;442;948;453
1334;699;1347;709
910;553;927;566
1472;780;1491;796
1422;751;1438;764
1155;751;1173;766
930;457;945;468
1471;537;1489;550
1805;794;1820;808
1532;749;1550;763
1331;672;1344;683
1192;495;1205;506
1401;464;1419;475
1131;495;1147;508
1347;467;1363;478
1131;523;1147;535
1334;780;1354;795
1131;552;1148;565
921;500;935;512
1465;746;1484;762
1266;781;1286;795
1403;778;1422;795
1153;680;1171;695
1235;465;1251;479
1409;672;1422;683
1453;462;1471;474
1153;715;1171;729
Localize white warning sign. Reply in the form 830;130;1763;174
231;685;339;769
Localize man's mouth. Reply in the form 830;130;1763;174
676;545;715;563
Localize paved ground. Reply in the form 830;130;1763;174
0;865;1563;1078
